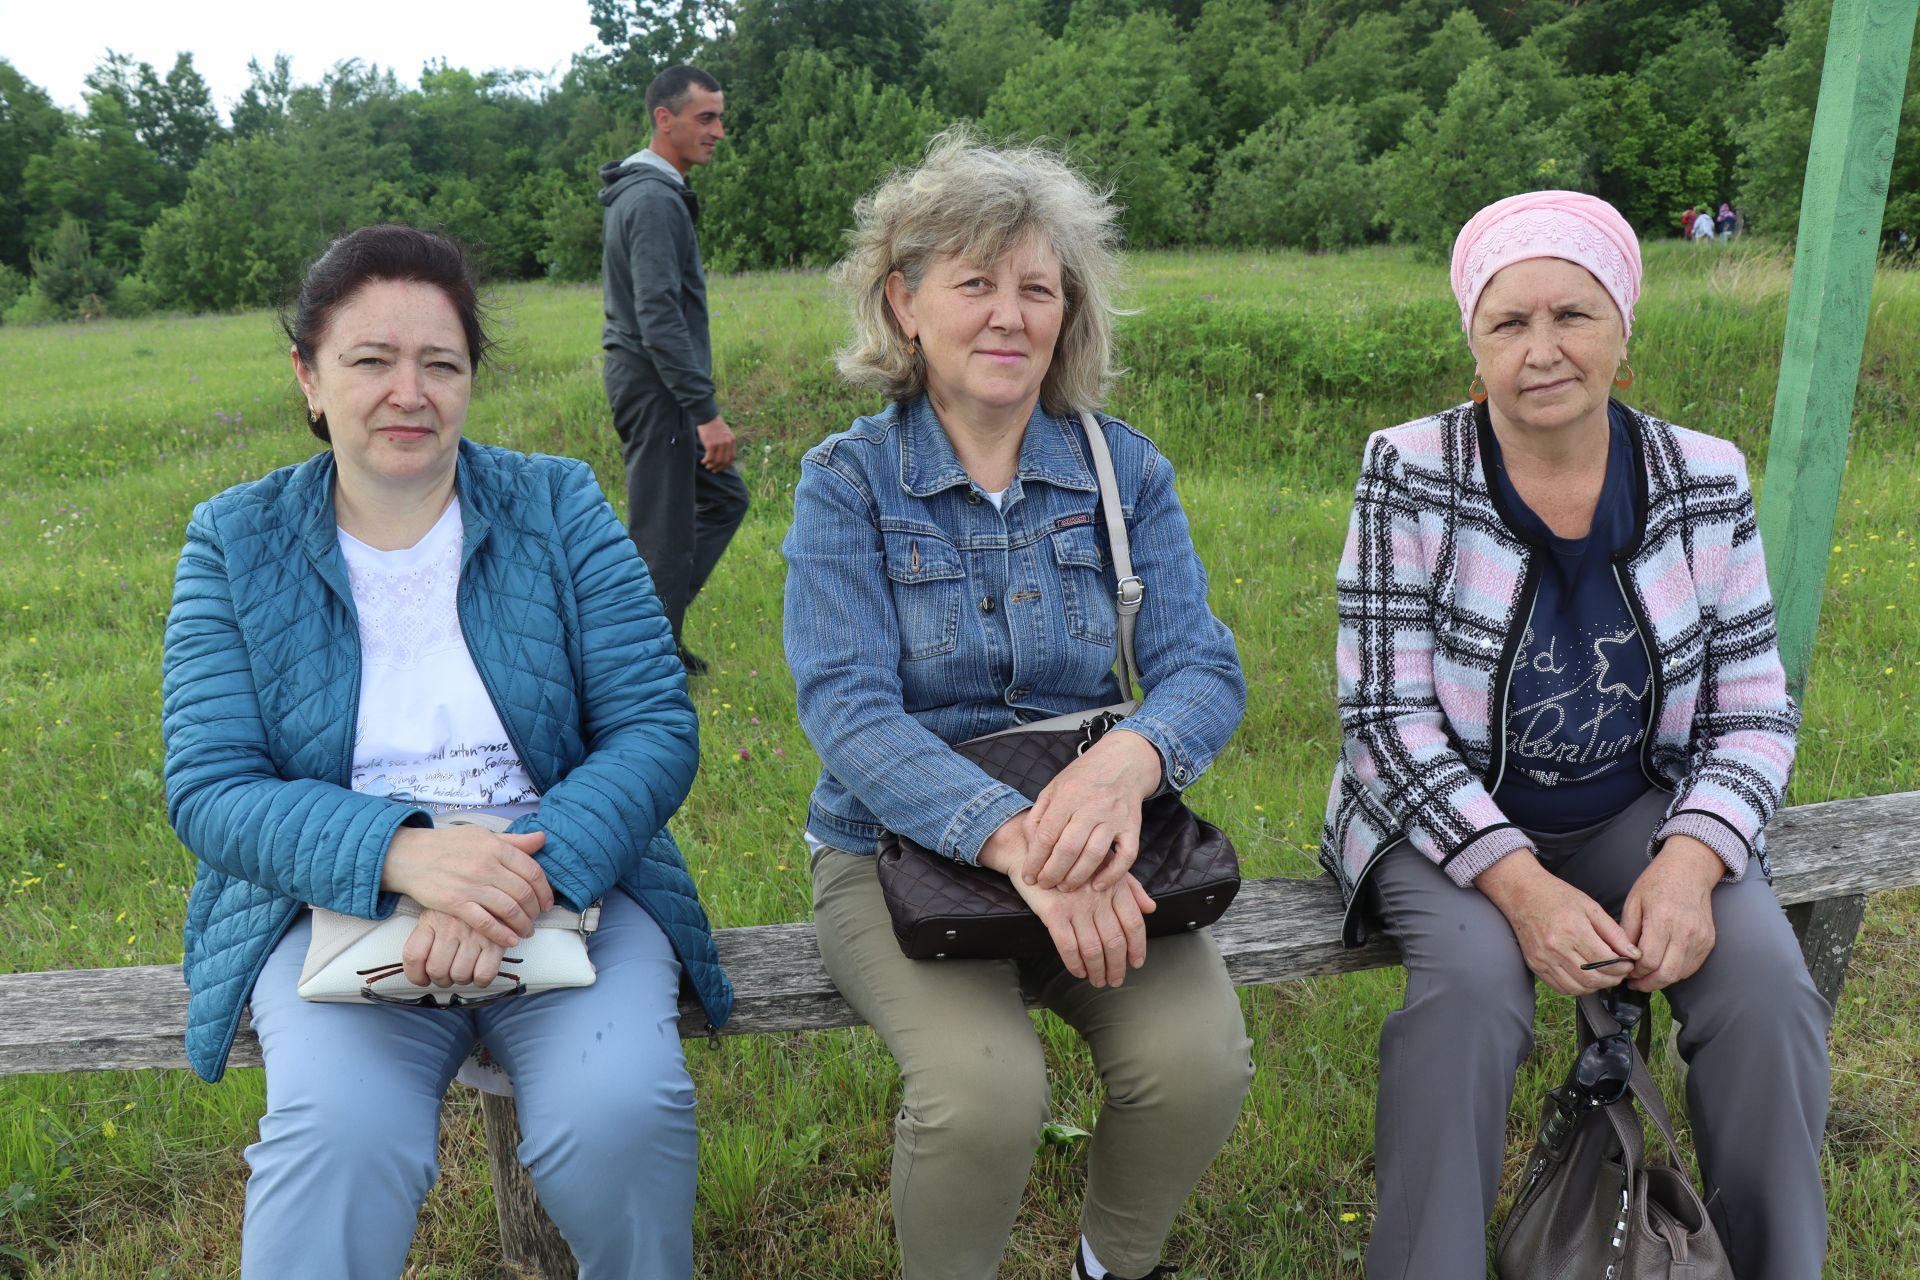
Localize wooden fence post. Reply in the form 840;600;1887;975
1756;0;1918;1007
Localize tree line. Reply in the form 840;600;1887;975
2;0;1917;324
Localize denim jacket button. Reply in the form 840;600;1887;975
966;491;982;504
978;596;996;613
1008;688;1029;701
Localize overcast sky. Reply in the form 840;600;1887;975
1;0;607;116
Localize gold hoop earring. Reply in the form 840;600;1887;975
1469;372;1488;404
1613;361;1635;390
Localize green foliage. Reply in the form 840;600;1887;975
231;55;294;141
82;51;224;201
1206;105;1375;250
138;123;424;312
1184;0;1303;153
1;61;69;274
712;0;930;133
20;89;170;273
0;262;24;316
697;50;945;269
1375;57;1586;257
108;272;161;318
1301;12;1422;154
926;0;1050;118
982;10;1203;246
1409;8;1498;110
1572;76;1723;237
1738;0;1920;239
26;216;118;319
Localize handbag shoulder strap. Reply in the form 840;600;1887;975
1076;409;1143;697
1578;993;1684;1158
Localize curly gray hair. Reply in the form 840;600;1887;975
831;127;1125;414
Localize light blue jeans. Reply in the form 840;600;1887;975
241;889;697;1279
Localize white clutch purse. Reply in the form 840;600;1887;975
296;812;599;1006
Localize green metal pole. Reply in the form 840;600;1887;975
1758;0;1919;698
1757;0;1918;1005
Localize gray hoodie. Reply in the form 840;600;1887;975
599;154;719;422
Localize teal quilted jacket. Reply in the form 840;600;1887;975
162;439;732;1081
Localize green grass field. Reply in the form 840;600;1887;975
2;243;1916;1277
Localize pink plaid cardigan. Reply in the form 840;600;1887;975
1319;401;1798;945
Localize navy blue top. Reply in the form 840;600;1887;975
1489;404;1654;832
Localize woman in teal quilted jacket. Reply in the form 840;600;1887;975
160;225;730;1279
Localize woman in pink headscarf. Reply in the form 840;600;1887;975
1317;191;1830;1278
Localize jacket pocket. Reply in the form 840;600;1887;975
1050;526;1116;647
882;530;964;660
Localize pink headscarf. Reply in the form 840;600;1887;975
1450;191;1642;337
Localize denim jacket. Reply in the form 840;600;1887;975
782;398;1246;864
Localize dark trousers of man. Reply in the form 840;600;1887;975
604;350;749;644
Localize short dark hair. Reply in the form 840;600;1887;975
645;65;721;121
282;225;491;443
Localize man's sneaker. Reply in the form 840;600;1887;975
1074;1247;1174;1280
676;644;710;676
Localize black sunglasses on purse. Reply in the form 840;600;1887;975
874;410;1241;961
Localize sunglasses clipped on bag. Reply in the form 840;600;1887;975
1563;986;1650;1111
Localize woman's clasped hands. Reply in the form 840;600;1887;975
380;824;555;988
977;729;1165;988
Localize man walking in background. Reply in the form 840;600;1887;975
599;64;747;675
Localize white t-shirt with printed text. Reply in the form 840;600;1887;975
338;501;540;818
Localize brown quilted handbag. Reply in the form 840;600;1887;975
873;410;1240;960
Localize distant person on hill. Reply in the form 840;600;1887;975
1693;207;1717;242
162;224;731;1279
784;128;1252;1280
1679;204;1697;240
1717;201;1738;241
599;63;748;676
1320;190;1830;1279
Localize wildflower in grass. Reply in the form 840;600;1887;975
772;747;786;759
738;747;751;761
1339;1211;1360;1223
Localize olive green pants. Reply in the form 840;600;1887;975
811;847;1254;1280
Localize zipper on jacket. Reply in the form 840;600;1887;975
1485;563;1542;795
455;575;551;797
1609;559;1665;790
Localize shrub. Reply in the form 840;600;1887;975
1206;105;1374;251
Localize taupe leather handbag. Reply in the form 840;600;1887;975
874;411;1240;960
1495;991;1731;1279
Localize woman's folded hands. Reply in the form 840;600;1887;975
977;729;1167;988
381;824;556;952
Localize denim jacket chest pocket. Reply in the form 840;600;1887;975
882;527;965;660
1048;525;1116;647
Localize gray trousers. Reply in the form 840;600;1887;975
1364;787;1832;1280
811;847;1254;1280
603;351;749;643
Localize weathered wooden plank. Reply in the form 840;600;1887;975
3;789;1916;1076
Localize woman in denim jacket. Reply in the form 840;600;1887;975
782;130;1253;1280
